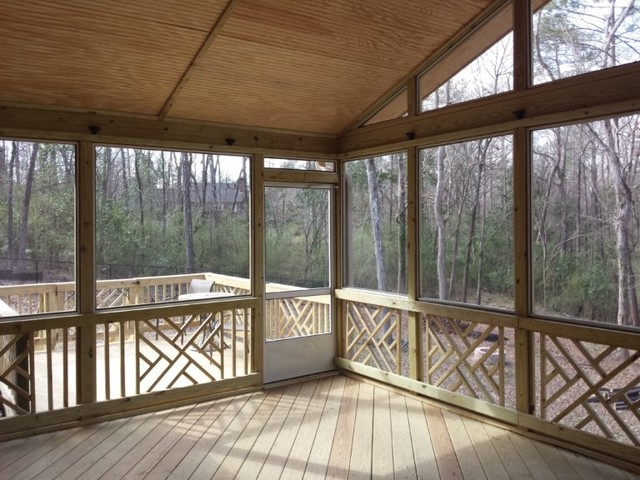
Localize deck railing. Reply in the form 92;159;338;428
0;272;252;347
336;288;640;468
0;272;331;435
0;273;258;434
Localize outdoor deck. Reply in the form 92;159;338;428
0;375;636;480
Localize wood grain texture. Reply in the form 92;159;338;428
0;1;211;115
340;63;640;155
0;375;635;479
0;0;494;134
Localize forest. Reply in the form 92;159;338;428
345;0;640;329
1;0;639;330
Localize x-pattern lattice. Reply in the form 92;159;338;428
0;333;33;415
346;301;400;374
97;288;129;308
424;315;505;405
540;334;640;446
137;312;230;392
266;298;328;340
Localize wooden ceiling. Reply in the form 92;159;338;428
0;0;496;135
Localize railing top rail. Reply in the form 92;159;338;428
0;272;248;296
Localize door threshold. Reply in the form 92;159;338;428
263;370;339;390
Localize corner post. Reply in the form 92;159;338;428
76;141;96;404
251;153;265;381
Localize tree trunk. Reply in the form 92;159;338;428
476;189;487;305
121;148;129;209
0;143;6;269
434;145;448;300
365;157;387;291
7;142;17;266
160;151;168;235
16;143;40;271
462;142;487;303
134;150;145;234
608;120;639;329
101;146;111;199
396;154;407;293
182;152;195;272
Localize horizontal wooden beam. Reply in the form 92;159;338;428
0;105;338;157
335;288;516;327
0;297;259;334
0;374;261;440
335;357;518;424
339;62;640;156
519;413;640;472
519;316;640;350
263;169;339;184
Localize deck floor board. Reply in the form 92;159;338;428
0;375;636;480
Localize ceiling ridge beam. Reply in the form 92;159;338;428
158;0;240;120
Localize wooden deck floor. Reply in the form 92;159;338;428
0;375;637;480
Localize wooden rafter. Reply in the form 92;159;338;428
158;0;240;120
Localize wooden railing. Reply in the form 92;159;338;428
336;288;640;468
0;273;252;347
0;273;332;434
0;273;259;435
0;272;252;314
265;290;331;340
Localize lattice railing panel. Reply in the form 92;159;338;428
265;297;330;341
0;329;77;416
0;332;32;416
538;333;640;446
135;307;252;393
422;314;512;407
96;288;130;308
345;301;403;375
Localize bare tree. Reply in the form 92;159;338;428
396;153;407;293
434;145;448;301
462;140;489;303
133;149;145;234
182;152;195;271
16;143;40;271
365;158;387;291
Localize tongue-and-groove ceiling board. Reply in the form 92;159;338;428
0;0;495;135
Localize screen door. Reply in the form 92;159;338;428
263;185;335;383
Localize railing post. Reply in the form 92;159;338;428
76;141;96;405
252;153;265;379
513;0;535;418
407;146;422;381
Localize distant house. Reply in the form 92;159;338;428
153;177;247;214
206;178;247;212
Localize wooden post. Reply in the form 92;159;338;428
513;0;534;417
252;153;265;380
513;0;532;92
407;77;418;117
407;146;422;380
336;159;347;359
514;127;534;415
76;141;96;404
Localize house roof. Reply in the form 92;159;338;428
0;0;500;136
